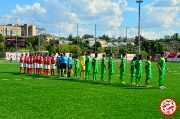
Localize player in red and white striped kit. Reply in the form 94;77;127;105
51;53;56;75
39;53;43;75
27;55;30;73
24;53;28;73
20;54;24;73
29;54;33;73
36;53;40;74
47;54;51;75
44;54;48;75
33;53;37;74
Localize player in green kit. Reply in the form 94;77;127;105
145;55;152;88
85;51;91;80
74;54;79;79
136;55;142;86
108;53;114;83
101;54;107;82
119;53;126;84
157;52;168;89
92;53;98;80
130;56;137;85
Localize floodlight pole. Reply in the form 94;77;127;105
59;22;61;53
38;20;40;51
126;27;127;42
111;26;113;53
95;24;97;53
136;0;143;55
77;23;79;52
15;18;18;61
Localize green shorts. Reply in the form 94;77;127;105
146;71;152;79
136;70;142;78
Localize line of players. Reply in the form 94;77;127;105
19;53;56;75
19;51;168;89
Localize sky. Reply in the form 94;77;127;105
0;0;180;40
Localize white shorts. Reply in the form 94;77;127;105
28;64;32;68
44;65;47;69
51;64;56;69
20;63;23;68
39;64;43;69
36;64;39;69
34;63;36;68
26;64;29;68
47;65;50;70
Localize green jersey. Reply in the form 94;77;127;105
145;60;152;79
85;55;91;67
145;60;151;72
85;55;91;72
136;60;142;70
131;60;136;72
108;57;114;74
74;59;79;68
92;57;98;72
74;58;79;72
101;57;106;68
158;57;166;71
120;57;126;69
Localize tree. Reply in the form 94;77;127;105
99;34;111;42
134;35;145;46
83;34;94;39
0;34;5;42
68;34;73;41
92;41;101;53
97;47;104;53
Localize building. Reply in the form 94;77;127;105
39;33;55;41
21;24;36;36
83;38;108;47
0;24;21;36
0;24;36;37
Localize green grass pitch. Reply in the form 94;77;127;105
0;61;179;119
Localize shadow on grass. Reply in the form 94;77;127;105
1;71;158;89
123;87;159;90
54;77;142;88
1;71;51;79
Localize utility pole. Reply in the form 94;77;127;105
136;0;143;55
95;24;97;53
38;20;40;51
59;22;61;53
15;18;18;61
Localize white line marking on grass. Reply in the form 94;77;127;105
14;79;22;80
25;78;31;79
37;78;44;79
173;73;180;74
2;79;9;80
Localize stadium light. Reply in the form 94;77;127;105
58;22;61;53
111;26;114;53
136;0;143;55
15;18;18;61
38;20;40;51
95;24;97;53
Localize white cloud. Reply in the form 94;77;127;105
142;31;161;40
162;30;176;36
126;28;162;40
6;0;136;38
11;3;46;14
142;0;180;28
120;0;138;12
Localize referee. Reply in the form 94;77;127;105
61;52;67;77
